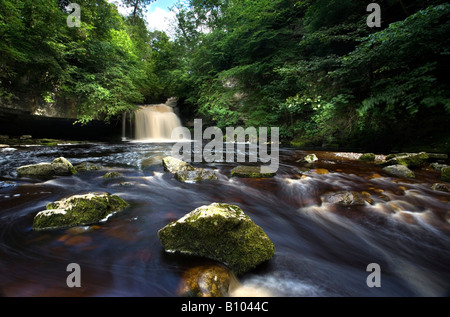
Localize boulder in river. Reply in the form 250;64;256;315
17;157;77;179
158;203;275;275
162;156;217;182
382;164;415;178
32;192;129;231
230;165;276;178
430;183;449;192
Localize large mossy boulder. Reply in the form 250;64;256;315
162;156;217;182
158;203;275;275
382;164;415;178
17;157;77;179
32;192;129;231
230;165;276;178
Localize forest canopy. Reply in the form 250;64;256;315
0;0;449;151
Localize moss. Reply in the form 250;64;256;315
158;203;275;276
103;172;122;179
441;167;450;182
230;166;276;178
358;153;376;162
33;193;129;230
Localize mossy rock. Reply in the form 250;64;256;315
75;162;103;172
103;172;122;179
230;166;276;178
431;183;449;192
382;164;415;178
158;203;275;276
17;157;76;178
381;152;428;168
32;192;129;231
358;153;376;162
441;167;450;182
178;264;232;297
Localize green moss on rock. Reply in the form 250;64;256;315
382;164;415;178
358;153;376;162
158;203;275;275
32;192;129;230
441;167;450;182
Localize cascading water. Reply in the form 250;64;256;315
134;103;183;141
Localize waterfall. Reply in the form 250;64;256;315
134;103;183;141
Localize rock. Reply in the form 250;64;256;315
158;203;275;275
0;144;9;148
162;156;217;183
17;157;77;178
382;164;415;178
20;135;32;140
178;264;233;297
230;165;276;178
358;153;376;162
381;152;428;168
430;183;449;192
32;192;129;231
323;191;368;206
103;172;122;179
297;154;318;164
430;163;448;171
175;169;218;182
74;162;103;172
441;167;450;182
51;157;77;176
162;156;195;174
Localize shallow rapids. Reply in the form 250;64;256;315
0;143;449;296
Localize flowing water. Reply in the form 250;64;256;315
0;142;449;297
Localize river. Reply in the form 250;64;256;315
0;142;449;297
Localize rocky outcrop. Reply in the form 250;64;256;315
162;157;217;182
158;203;275;275
230;166;276;178
32;192;129;230
382;164;415;178
17;157;77;178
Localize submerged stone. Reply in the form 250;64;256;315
382;164;415;178
32;192;129;231
230;165;276;178
431;183;449;192
323;191;368;206
178;264;232;297
381;152;428;168
75;162;103;172
158;203;275;275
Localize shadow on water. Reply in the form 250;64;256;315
0;143;449;296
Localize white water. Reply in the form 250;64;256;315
134;104;183;142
